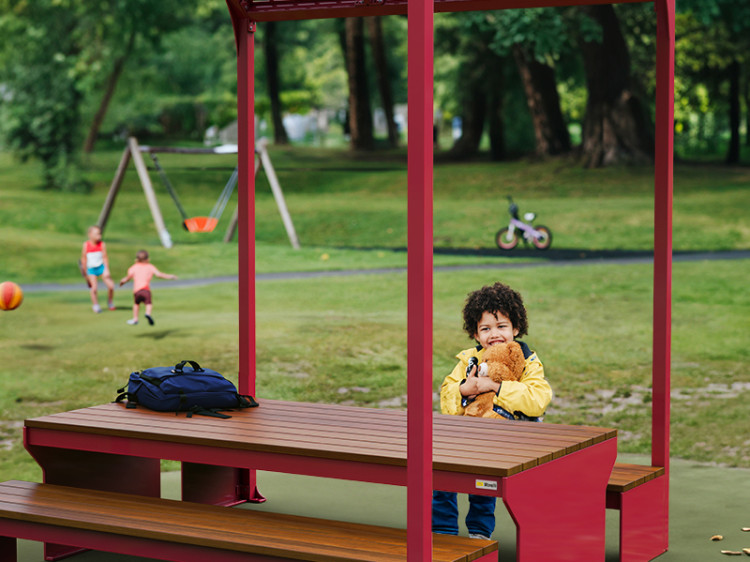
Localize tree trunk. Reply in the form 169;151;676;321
448;86;486;159
578;5;653;167
344;18;374;150
265;22;289;145
366;17;398;148
727;58;740;164
82;27;136;154
512;44;570;156
488;86;505;161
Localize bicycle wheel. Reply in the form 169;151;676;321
531;226;552;250
496;228;519;250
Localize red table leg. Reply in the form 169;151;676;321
0;535;17;562
181;463;266;505
25;441;160;561
618;475;668;562
503;438;617;561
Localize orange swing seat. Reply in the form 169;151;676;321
183;216;219;233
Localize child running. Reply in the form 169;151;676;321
81;225;115;313
118;250;177;326
432;281;553;540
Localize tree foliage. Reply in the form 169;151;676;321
0;1;87;189
0;0;197;188
674;0;750;162
0;0;746;185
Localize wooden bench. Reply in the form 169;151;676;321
606;464;668;562
0;480;497;562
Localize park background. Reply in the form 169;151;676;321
0;0;749;560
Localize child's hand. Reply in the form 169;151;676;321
460;375;500;397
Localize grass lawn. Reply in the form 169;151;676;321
0;145;748;482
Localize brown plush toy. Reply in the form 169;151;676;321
462;341;525;418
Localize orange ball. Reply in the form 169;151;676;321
0;281;24;311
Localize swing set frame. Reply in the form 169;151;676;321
97;136;300;249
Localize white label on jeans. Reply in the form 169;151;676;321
475;479;498;490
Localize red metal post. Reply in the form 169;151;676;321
407;1;435;560
652;0;674;475
235;18;256;397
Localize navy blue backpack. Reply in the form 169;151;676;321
116;360;258;418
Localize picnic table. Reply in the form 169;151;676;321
23;399;616;561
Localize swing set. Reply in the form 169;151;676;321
150;153;238;234
97;136;300;249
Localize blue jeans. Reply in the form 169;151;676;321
432;490;496;538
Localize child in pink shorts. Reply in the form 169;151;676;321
119;250;177;326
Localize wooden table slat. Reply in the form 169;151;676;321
25;401;616;480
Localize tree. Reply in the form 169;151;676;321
264;22;290;144
433;13;509;160
486;9;572;157
342;18;374;150
79;0;197;152
512;44;571;156
366;17;399;148
676;0;750;163
82;28;136;153
0;0;199;189
0;1;87;190
576;5;653;167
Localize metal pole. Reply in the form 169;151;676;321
235;18;256;397
407;0;434;559
652;0;674;476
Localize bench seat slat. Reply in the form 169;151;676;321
607;464;665;493
0;481;495;562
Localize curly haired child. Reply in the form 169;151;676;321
432;281;553;540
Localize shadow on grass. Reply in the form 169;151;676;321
19;344;56;351
135;330;179;340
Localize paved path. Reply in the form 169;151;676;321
23;249;750;293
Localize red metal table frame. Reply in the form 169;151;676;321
230;1;673;560
25;401;616;561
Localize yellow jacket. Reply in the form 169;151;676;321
439;341;552;418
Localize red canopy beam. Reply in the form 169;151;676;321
227;0;648;22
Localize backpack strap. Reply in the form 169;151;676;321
238;395;259;408
186;406;232;419
173;360;203;373
114;392;138;409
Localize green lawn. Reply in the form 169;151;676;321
1;148;748;285
0;146;748;482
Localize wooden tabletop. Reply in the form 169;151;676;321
25;400;615;478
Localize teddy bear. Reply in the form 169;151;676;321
462;341;525;418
